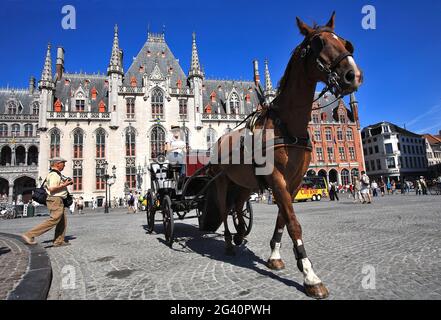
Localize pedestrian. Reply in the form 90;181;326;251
419;176;427;195
69;197;75;214
379;179;385;197
371;180;378;197
78;196;84;214
92;197;97;210
360;171;372;204
386;181;392;195
415;180;422;196
353;177;363;203
21;157;73;247
127;192;136;213
391;180;396;195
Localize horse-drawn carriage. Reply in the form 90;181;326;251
145;151;253;247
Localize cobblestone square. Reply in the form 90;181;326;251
1;195;440;300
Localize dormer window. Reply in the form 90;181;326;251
54;99;62;113
91;87;97;100
177;79;182;89
245;94;251;103
210;91;216;103
7;101;18;114
130;76;137;87
98;100;106;113
383;125;390;133
75;99;85;112
229;92;240;114
339;114;346;123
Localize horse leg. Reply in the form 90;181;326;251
274;187;329;299
267;211;286;270
216;176;235;256
232;188;251;246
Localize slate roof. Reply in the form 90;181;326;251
311;92;354;122
364;121;423;138
123;33;188;88
202;79;264;114
0;88;39;115
54;73;109;112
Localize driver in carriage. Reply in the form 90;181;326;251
165;125;186;176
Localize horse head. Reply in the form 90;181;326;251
296;12;363;96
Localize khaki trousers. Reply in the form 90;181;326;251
25;196;67;245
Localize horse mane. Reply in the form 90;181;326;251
275;25;335;98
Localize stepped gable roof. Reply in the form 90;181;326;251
0;88;39;115
54;73;109;112
124;33;188;88
201;79;263;114
311;92;354;122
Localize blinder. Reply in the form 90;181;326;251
310;35;324;55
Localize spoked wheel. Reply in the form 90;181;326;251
231;200;253;237
146;190;156;234
162;195;174;247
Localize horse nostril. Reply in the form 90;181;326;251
345;70;355;83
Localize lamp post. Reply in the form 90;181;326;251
137;164;145;194
103;161;109;213
108;165;116;210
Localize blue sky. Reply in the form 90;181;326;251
1;0;441;134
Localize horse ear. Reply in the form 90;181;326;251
296;17;313;36
326;11;336;30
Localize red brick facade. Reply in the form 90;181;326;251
306;99;365;186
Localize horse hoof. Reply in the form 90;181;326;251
304;282;329;300
225;247;236;256
233;234;244;246
266;259;285;270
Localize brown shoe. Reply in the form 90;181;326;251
21;234;37;245
53;242;71;247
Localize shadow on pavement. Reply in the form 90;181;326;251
146;221;305;294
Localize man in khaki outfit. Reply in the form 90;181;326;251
22;157;73;247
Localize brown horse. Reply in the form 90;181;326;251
208;12;363;299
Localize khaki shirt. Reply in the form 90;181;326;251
45;171;68;198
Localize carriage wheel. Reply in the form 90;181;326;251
146;191;156;234
428;185;441;195
231;200;253;237
162;195;174;247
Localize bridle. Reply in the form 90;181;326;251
300;28;355;109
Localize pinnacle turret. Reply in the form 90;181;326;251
107;24;124;75
264;59;275;104
188;32;204;79
39;43;55;90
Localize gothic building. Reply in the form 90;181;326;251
0;81;40;203
36;27;265;205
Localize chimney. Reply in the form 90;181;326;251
29;76;35;94
56;46;65;81
253;60;260;86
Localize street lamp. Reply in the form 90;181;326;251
103;161;109;213
137;164;145;193
108;165;116;210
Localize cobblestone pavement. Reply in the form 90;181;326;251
1;195;440;300
0;235;29;299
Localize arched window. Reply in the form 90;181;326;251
28;146;38;165
346;129;354;141
229;93;240;114
96;129;106;158
0;146;12;166
207;127;217;151
50;129;61;158
337;128;343;141
11;124;20;137
341;169;350;185
0;124;8;137
73;129;84;158
151;88;164;119
32;102;39;115
8;101;17;114
351;169;360;182
24;124;33;137
150;126;166;159
126;129;136;157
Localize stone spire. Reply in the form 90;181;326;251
188;32;204;79
107;24;124;75
264;59;276;104
39;43;54;90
